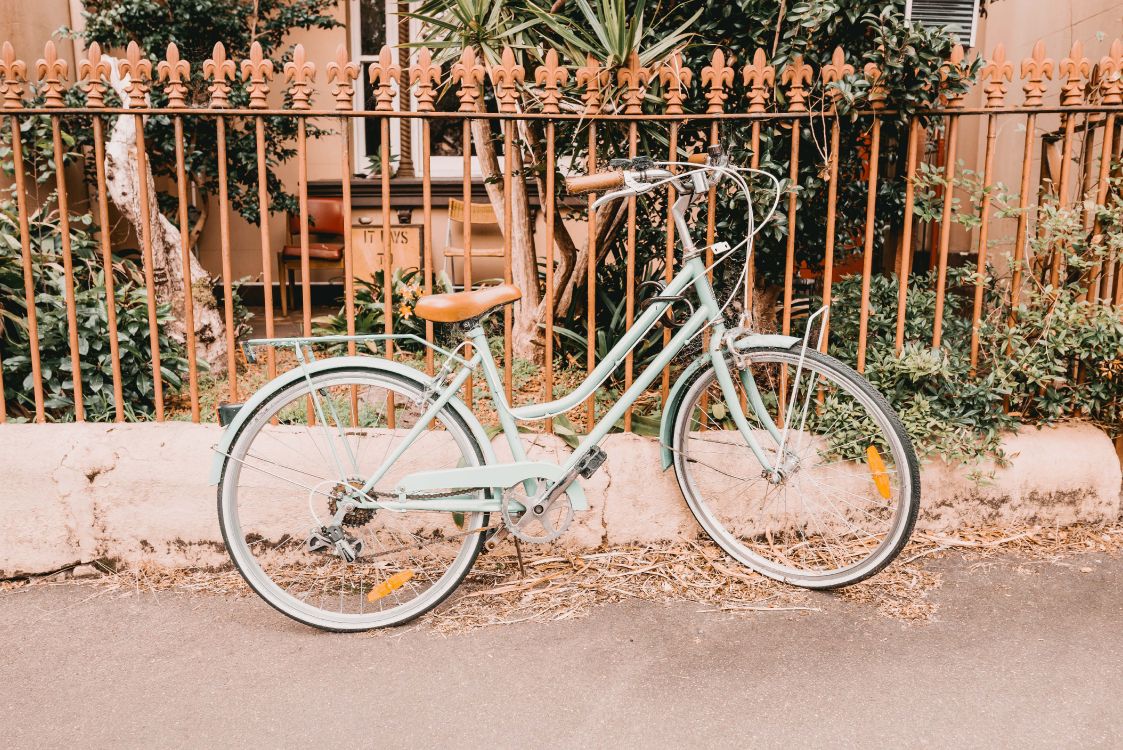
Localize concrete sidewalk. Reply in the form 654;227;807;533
1;552;1120;749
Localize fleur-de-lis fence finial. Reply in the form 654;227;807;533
864;61;887;110
742;49;774;113
940;44;969;108
1099;39;1123;105
980;44;1013;107
368;45;399;112
535;48;568;114
657;48;691;115
1059;40;1090;106
618;52;650;114
0;42;27;109
1021;40;1054;107
781;54;813;112
451;47;485;112
203;42;236;108
36;40;69;107
284;44;316;110
410;47;441;112
576;55;608;114
701;48;733;113
240;41;274;110
326;45;359;111
120;41;152;108
78;42;112;108
490;46;524;114
821;46;854;105
157;42;191;108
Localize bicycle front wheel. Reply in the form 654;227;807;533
671;346;920;589
217;365;489;631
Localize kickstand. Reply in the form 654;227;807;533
513;537;526;578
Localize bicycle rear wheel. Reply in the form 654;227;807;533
217;365;489;631
671;346;919;589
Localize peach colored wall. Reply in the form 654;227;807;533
952;1;1123;268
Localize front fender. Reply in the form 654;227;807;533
658;333;799;470
207;356;496;484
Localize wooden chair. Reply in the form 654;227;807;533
278;197;345;316
443;198;503;287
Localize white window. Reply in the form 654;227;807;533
351;0;479;178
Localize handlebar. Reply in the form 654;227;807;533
564;170;625;195
566;147;723;197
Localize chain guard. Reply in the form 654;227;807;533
499;478;574;544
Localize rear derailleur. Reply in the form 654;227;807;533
306;524;364;562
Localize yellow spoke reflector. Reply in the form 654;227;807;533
866;445;891;499
367;570;415;602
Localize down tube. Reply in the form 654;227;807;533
561;307;711;474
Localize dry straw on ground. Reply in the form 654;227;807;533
3;522;1120;634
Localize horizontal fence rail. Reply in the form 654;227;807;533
0;37;1120;435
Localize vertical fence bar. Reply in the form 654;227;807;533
215;114;238;402
544;120;557;426
328;45;360;422
1010;40;1054;318
930;114;959;349
411;49;440;375
122;44;165;419
895;118;921;355
205;43;239;407
371;47;399;427
969;46;1012;372
174;115;202;416
81;44;124;421
39;43;83;420
778;56;811;422
743;49;774;321
619;53;648;432
243;42;277;383
658;51;689;404
537;50;567;431
1053;43;1091;286
452;48;483;408
1091;40;1123;305
577;55;604;430
8;110;45;421
856;115;882;373
820;50;854;351
502;117;515;402
161;43;202;421
491;49;523;405
49;113;84;419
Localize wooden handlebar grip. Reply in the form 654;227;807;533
565;170;625;194
687;153;708;165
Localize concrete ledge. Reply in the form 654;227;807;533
0;422;1119;577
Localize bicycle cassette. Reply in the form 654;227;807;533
500;479;574;544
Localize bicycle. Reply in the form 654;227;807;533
211;146;920;631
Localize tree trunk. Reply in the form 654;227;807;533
104;58;228;374
470;118;539;361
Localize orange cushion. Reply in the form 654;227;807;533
281;243;343;261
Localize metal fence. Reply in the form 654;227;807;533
0;37;1121;427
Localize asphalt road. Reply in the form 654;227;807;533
2;552;1120;749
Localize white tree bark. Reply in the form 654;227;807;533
470;118;540;362
103;59;228;374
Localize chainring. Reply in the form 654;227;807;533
499;478;574;544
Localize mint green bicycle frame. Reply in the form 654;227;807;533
302;252;786;515
222;179;793;517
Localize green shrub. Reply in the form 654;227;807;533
0;200;192;421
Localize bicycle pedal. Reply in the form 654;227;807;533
577;447;608;479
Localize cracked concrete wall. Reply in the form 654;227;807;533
0;422;1119;577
